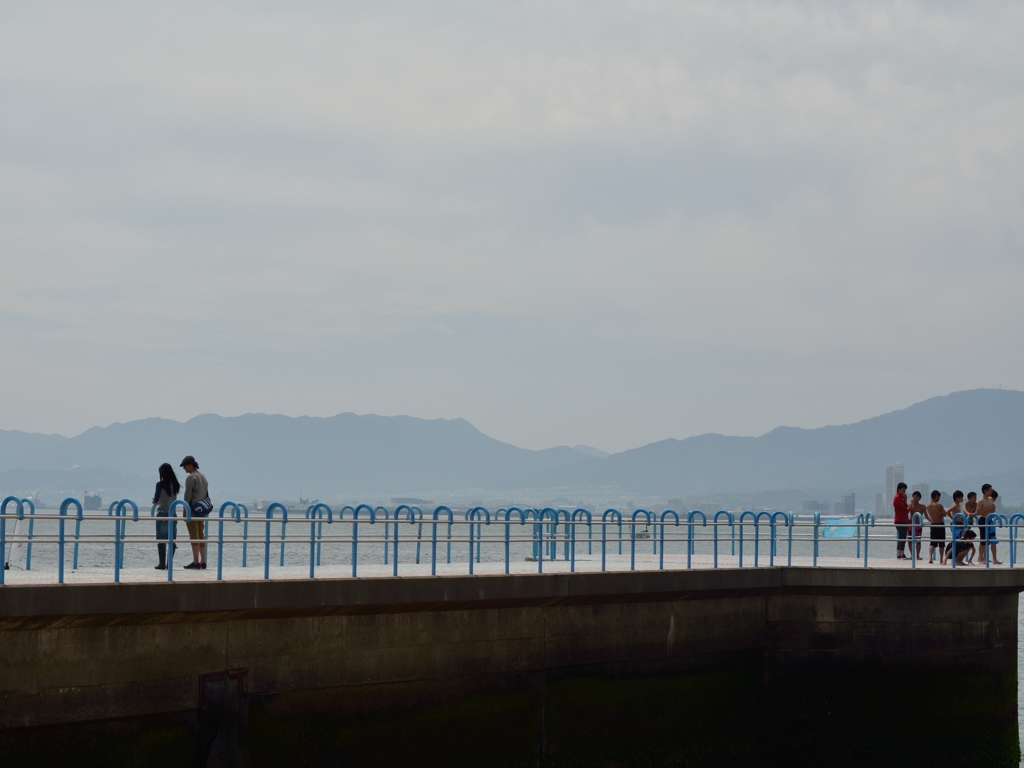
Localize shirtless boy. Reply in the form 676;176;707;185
945;492;973;565
977;486;1001;565
964;492;978;564
925;490;946;564
908;490;927;561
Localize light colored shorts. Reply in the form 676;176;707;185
186;519;206;543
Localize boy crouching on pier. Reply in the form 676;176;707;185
945;498;975;567
925;490;946;564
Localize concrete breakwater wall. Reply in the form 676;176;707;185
1;568;1022;767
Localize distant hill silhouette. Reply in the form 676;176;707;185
0;389;1020;503
0;413;594;498
526;389;1024;496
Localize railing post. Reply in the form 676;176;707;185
863;512;874;567
629;509;651;571
217;502;239;581
168;499;190;582
73;507;82;570
713;511;732;569
0;497;23;585
1009;514;1024;567
601;509;621;572
414;506;423;565
813;512;820;566
431;506;453;576
571;508;591;573
660;510;678;570
770;512;788;567
264;502;287;580
738;511;755;567
686;511;705;569
22;498;35;571
113;501;122;583
112;499;138;583
352;504;376;578
240;504;249;568
788;512;794;566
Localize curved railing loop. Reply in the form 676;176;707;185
570;508;592;572
20;496;36;571
860;511;875;567
686;511;707;569
0;496;24;585
165;499;191;581
465;506;491;575
262;502;287;580
534;508;558;573
59;497;84;583
555;508;573;561
349;504;377;578
629;509;653;571
305;503;333;578
467;506;491;566
601;509;622;572
113;499;139;581
659;509;680;570
712;511;733;569
374;506;390;564
812;511;821;566
390;505;418;575
1009;513;1024;567
751;511;773;568
737;511;756;567
409;505;425;565
984;513;1006;569
769;511;790;567
502;507;526;575
430;506;454;576
216;501;242;581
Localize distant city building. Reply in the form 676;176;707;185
875;493;886;517
911;483;930;499
885;463;905;501
668;497;684;510
803;500;830;512
830;495;854;516
839;493;855;516
390;497;434;509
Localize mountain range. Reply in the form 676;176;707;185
0;388;1020;505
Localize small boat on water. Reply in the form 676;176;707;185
83;492;102;511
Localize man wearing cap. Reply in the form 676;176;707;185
180;456;210;570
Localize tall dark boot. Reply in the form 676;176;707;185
156;543;167;569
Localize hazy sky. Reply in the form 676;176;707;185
1;1;1021;452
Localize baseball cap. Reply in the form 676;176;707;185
180;455;198;468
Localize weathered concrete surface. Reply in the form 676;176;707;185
1;567;1022;766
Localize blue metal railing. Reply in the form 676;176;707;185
4;498;1022;585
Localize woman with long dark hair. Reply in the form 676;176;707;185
152;463;181;569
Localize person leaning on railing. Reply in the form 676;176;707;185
180;455;213;570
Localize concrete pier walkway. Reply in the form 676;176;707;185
1;565;1022;767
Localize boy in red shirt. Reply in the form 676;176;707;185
893;482;909;559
